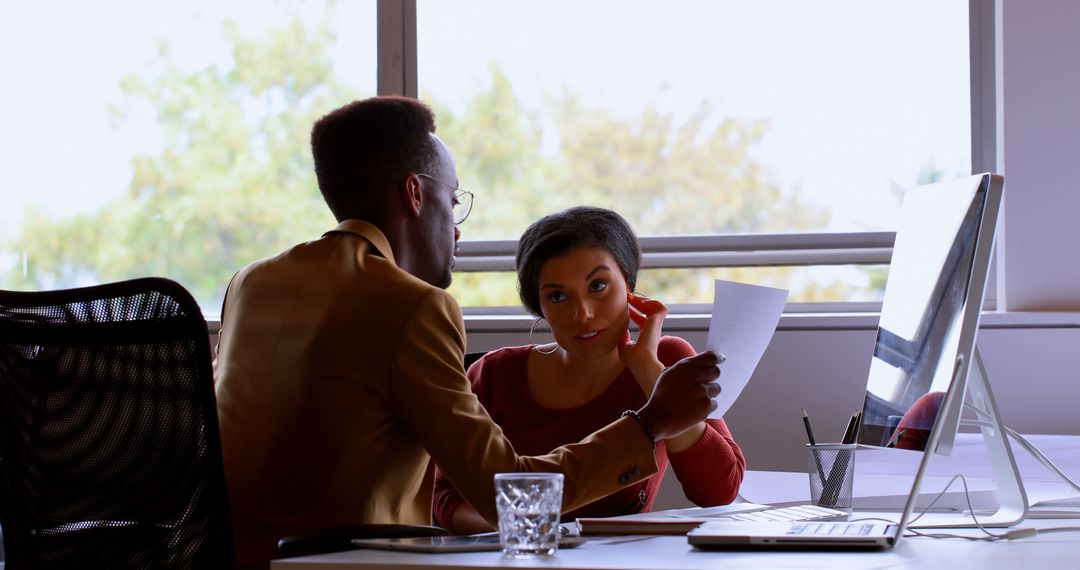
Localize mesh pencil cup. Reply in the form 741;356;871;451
807;443;857;514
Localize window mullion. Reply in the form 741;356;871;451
453;232;896;272
377;0;417;97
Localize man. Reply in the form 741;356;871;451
214;96;722;569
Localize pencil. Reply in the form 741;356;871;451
841;409;860;445
802;409;817;445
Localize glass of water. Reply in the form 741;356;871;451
494;472;564;557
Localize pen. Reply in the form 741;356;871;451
840;409;859;445
803;409;827;500
802;409;817;445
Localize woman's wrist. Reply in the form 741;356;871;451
628;358;664;393
665;421;709;453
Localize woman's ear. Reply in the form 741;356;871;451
403;173;424;218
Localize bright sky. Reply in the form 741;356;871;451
418;0;971;233
0;0;969;243
0;0;375;239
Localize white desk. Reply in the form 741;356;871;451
274;436;1080;569
739;433;1080;510
272;519;1080;569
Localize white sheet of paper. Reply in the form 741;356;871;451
705;280;788;419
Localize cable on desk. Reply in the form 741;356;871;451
962;402;1080;496
853;473;1080;542
1028;526;1080;536
907;474;1009;541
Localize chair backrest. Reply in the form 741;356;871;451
0;278;234;569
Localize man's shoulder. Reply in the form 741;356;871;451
231;235;341;282
227;233;460;332
237;232;433;295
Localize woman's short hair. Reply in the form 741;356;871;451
515;206;642;317
311;96;438;222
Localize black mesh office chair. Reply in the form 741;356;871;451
0;278;234;569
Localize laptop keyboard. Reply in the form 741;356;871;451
787;522;878;536
714;504;849;524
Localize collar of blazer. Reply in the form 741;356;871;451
323;219;396;266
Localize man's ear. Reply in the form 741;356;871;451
403;173;424;218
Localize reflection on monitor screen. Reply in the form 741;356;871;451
856;174;999;453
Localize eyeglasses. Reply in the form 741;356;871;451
417;173;474;225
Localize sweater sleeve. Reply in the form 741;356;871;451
431;466;464;529
667;419;745;505
656;336;746;506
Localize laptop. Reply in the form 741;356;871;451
688;355;967;550
687;518;899;550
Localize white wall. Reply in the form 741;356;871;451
1000;0;1080;310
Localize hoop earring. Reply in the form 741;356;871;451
530;318;559;355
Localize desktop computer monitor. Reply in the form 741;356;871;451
855;173;1002;456
851;173;1026;527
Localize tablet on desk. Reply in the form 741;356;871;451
350;535;586;553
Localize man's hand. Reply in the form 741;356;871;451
636;351;724;441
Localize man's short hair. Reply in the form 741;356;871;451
311;96;439;222
515;206;642;317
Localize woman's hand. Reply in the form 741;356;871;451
618;292;669;395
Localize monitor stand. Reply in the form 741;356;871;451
908;347;1028;528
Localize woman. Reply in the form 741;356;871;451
433;206;745;533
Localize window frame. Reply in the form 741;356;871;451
376;0;1000;313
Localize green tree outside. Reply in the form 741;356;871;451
3;18;348;310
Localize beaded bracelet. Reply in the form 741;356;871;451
620;409;656;449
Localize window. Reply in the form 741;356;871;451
416;0;970;306
0;0;376;311
2;0;975;312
